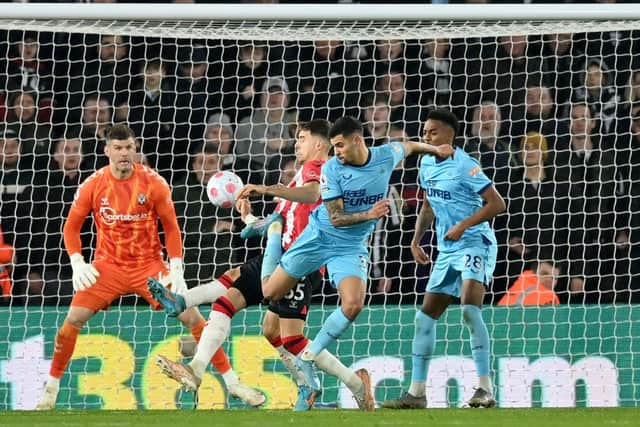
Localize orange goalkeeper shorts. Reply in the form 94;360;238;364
70;258;169;312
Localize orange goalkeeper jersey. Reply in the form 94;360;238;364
64;164;183;268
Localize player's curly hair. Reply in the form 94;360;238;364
427;109;459;137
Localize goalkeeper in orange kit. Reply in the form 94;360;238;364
37;124;265;410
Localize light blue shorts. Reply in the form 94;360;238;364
279;224;369;288
426;243;497;298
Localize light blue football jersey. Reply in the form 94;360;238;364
419;146;497;253
311;141;405;244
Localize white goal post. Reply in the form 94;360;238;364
0;3;638;410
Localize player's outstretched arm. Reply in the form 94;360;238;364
325;197;389;227
401;140;454;159
411;198;435;265
443;185;506;241
238;182;320;204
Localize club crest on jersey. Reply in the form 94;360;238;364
101;197;109;206
137;193;147;205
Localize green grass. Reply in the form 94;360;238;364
1;408;639;427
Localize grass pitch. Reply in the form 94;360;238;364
1;408;638;427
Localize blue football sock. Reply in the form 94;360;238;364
308;308;351;356
462;304;491;377
260;223;283;280
411;310;437;382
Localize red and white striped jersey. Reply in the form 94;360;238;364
275;159;324;251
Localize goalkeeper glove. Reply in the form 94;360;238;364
70;253;100;291
169;258;188;295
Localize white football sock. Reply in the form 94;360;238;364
221;369;239;387
46;376;60;390
479;376;493;394
314;349;361;393
276;346;306;386
408;381;426;398
189;311;231;378
183;280;228;308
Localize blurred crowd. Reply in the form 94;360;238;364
0;28;639;306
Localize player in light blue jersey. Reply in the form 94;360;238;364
383;109;506;409
261;116;453;407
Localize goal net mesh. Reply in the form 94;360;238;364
0;10;638;409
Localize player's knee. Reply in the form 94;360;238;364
461;304;482;327
65;315;86;329
177;307;202;328
262;313;279;341
225;267;241;282
262;284;283;302
341;301;363;320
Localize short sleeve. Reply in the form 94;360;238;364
320;161;342;201
71;173;97;213
302;160;323;184
148;167;173;205
418;155;432;190
379;140;405;167
460;154;492;194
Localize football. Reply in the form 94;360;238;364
206;171;244;208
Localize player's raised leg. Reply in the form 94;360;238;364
37;306;94;410
148;273;233;317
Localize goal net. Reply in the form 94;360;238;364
0;3;638;409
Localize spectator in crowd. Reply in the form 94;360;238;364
222;42;281;123
623;70;640;107
174;43;222;142
1;32;54;124
511;85;561;149
0;129;34;303
25;137;90;305
361;95;393;145
5;90;52;169
542;33;582;107
497;260;561;306
288;40;360;122
203;112;234;168
67;34;132;124
172;144;239;286
556;102;618;303
77;94;112;171
128;60;177;178
615;102;640;251
480;35;543;136
504;132;569;292
572;57;620;139
234;77;295;179
416;38;467;117
465;101;514;193
376;71;424;139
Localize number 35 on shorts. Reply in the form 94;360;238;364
463;253;483;273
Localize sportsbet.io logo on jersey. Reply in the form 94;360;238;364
99;198;148;226
343;189;384;207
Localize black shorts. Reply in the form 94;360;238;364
233;255;265;307
233;254;322;320
267;269;322;321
